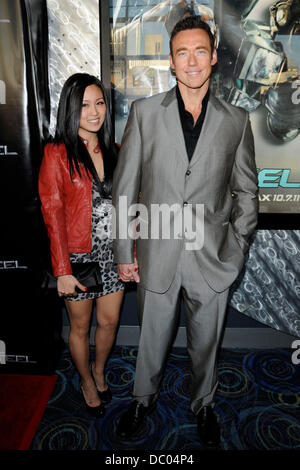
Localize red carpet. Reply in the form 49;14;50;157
0;374;57;450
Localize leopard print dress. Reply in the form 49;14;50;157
68;179;124;301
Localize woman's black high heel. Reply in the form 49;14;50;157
80;384;105;418
90;363;112;403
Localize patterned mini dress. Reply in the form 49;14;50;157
68;179;124;301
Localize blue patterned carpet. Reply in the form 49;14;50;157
30;346;300;451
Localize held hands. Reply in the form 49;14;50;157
57;274;87;297
118;258;140;283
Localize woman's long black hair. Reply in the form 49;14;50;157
53;73;118;198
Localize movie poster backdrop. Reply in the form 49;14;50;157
109;0;300;337
0;0;60;372
110;0;300;215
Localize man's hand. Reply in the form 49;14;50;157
118;258;140;283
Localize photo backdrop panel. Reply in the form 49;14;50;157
110;0;300;214
108;0;300;336
230;229;300;338
213;0;300;214
0;0;56;369
0;0;49;265
46;0;100;136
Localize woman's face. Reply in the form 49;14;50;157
78;84;106;139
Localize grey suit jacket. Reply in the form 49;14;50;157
112;86;258;293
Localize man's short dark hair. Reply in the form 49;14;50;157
169;16;215;56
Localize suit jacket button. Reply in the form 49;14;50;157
186;170;191;176
183;201;188;206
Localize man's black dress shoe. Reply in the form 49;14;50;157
196;406;220;447
116;401;154;439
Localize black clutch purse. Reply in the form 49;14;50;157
41;262;103;293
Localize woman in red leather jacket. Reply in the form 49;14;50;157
39;73;125;418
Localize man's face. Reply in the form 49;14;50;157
169;28;217;91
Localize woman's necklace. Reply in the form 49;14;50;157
82;138;101;154
93;144;101;153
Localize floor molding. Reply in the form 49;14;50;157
62;325;297;349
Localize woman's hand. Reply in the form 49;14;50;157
118;257;140;283
57;274;87;297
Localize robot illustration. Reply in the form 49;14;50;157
112;0;300;142
162;0;300;142
206;0;300;142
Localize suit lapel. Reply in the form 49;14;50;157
161;87;189;165
161;88;225;167
189;94;224;168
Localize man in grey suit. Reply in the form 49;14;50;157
112;16;258;447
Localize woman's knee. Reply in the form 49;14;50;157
97;313;119;331
69;322;90;339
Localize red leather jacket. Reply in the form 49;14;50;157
39;143;93;277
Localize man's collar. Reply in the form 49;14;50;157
176;85;210;112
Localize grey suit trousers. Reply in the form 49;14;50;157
133;248;229;415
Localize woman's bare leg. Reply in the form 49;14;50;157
93;290;124;390
65;298;100;407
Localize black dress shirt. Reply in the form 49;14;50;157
176;85;210;160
